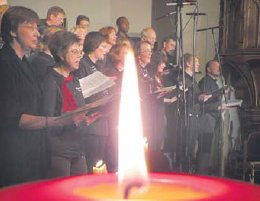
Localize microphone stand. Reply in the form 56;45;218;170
210;27;227;103
176;0;188;172
191;8;199;111
210;26;226;177
165;0;187;171
177;0;187;127
197;25;226;176
167;0;197;172
190;3;199;173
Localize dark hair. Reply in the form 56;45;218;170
1;6;39;44
46;6;65;20
83;31;106;54
99;26;116;42
150;51;167;75
49;30;80;63
183;53;193;65
162;35;176;44
116;16;128;26
76;15;89;26
205;59;219;72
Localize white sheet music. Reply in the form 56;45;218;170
153;85;176;94
79;71;115;99
224;99;243;107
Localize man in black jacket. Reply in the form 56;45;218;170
198;60;226;175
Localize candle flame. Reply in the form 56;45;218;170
93;160;108;175
95;160;104;168
118;51;148;185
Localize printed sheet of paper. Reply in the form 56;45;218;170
224;99;243;107
153;85;176;94
79;71;115;99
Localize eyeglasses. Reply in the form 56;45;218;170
70;49;83;56
20;24;38;32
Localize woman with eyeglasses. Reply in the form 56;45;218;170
41;30;99;178
0;7;87;186
0;6;49;187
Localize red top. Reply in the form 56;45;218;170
62;75;77;112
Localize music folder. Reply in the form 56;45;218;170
54;95;113;121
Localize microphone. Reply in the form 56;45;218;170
186;12;206;16
167;0;197;6
155;11;177;20
197;26;222;32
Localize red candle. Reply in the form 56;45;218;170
0;173;259;200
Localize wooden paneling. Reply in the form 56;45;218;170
221;0;260;59
220;0;260;107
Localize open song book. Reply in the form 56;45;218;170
55;72;115;121
79;71;115;99
54;95;113;121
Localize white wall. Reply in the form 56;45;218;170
8;0;151;34
110;0;151;36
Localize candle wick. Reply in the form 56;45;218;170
123;180;144;199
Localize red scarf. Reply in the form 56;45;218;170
61;75;77;112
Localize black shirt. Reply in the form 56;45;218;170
179;72;201;115
199;74;222;117
31;52;55;83
0;44;45;186
41;68;86;158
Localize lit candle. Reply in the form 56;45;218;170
118;51;148;197
93;160;108;175
0;51;259;200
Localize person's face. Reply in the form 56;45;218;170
94;41;109;61
50;13;65;26
194;57;200;73
119;18;129;33
139;43;152;66
15;21;40;51
164;39;176;55
157;61;166;73
186;57;200;73
108;30;117;45
79;19;89;32
145;30;156;48
208;61;220;77
65;43;82;72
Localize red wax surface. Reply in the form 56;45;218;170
0;173;259;200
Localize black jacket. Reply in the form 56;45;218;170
0;44;45;186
